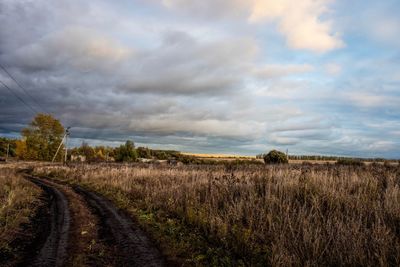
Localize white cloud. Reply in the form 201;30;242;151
161;0;344;53
249;0;343;52
254;63;314;79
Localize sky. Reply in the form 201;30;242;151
0;0;399;158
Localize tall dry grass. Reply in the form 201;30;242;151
35;163;400;266
0;167;41;255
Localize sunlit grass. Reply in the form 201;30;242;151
35;163;400;266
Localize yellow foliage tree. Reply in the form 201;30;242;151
15;140;28;159
21;113;65;161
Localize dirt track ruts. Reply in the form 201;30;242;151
25;176;70;267
73;185;165;267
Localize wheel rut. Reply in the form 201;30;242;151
73;185;165;267
25;176;70;267
23;174;165;267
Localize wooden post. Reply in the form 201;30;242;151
6;143;10;162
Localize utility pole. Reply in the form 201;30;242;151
52;127;71;163
6;143;10;162
64;128;70;165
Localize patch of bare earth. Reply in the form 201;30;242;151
51;180;113;267
73;185;165;267
35;175;165;266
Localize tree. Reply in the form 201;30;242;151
263;150;288;164
21;113;65;161
0;137;17;158
78;142;95;161
115;140;138;162
137;147;152;158
15;140;28;159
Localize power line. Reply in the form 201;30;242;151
0;79;38;115
0;64;49;114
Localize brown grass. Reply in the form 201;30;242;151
34;163;400;266
0;166;41;260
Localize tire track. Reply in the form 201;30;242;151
25;176;70;267
73;185;165;267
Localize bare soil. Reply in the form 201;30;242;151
12;174;165;267
73;185;165;267
25;176;70;267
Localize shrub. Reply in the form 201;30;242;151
336;158;364;166
263;150;288;164
114;140;138;162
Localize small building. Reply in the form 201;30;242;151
71;155;86;162
138;158;153;163
168;159;183;166
154;159;168;165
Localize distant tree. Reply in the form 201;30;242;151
263;150;288;164
156;151;168;160
0;137;17;157
137;147;152;158
94;149;105;161
15;140;28;159
336;158;364;166
115;140;138;162
78;142;95;161
20;113;65;161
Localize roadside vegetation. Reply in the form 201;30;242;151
34;163;400;266
0;167;42;264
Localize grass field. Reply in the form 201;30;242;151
0;166;42;263
33;163;400;266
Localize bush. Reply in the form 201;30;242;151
336;158;364;166
263;150;288;164
114;140;138;162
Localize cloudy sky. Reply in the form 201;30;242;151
0;0;399;157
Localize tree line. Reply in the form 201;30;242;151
2;113;398;164
0;113;197;163
256;153;398;163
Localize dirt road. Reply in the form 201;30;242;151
19;175;165;267
26;176;70;267
74;185;165;267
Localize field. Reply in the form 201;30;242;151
0;166;42;265
28;162;400;266
1;162;399;266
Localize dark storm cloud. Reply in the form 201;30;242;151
0;0;262;146
116;31;257;96
0;0;399;157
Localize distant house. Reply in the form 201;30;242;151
168;159;183;166
138;158;153;163
154;159;168;165
106;156;115;162
71;155;86;162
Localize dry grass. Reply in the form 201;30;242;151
0;166;41;256
34;163;400;266
181;152;255;159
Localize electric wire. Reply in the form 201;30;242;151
0;63;49;114
0;79;38;115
